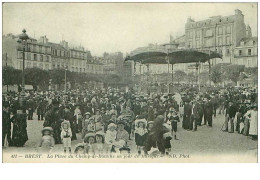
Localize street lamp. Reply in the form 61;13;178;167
17;29;29;106
64;66;68;92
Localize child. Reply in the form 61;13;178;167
76;114;83;133
105;123;117;151
147;121;154;133
74;143;85;154
82;112;91;139
119;146;131;155
60;120;72;153
92;131;110;155
84;132;96;155
167;107;180;140
134;119;148;155
179;101;184;119
87;118;96;132
163;122;173;155
39;127;55;153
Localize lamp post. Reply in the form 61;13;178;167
64;66;68;92
162;43;178;93
17;29;29;106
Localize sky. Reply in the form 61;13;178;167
3;3;258;56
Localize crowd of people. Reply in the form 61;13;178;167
2;85;258;156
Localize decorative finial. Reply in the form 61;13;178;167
22;29;26;33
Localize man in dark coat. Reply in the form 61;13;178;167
204;98;213;127
189;100;200;131
2;102;12;146
133;99;141;116
224;101;237;133
27;98;35;120
37;99;45;121
197;99;204;126
183;100;192;130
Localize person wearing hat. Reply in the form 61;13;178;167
144;115;169;155
74;143;85;154
119;146;131;155
92;131;110;155
10;108;28;147
74;104;82;132
223;101;237;133
82;112;91;139
166;106;180;139
183;100;192;130
140;100;148;119
243;104;257;138
203;97;214;127
37;98;46;121
84;132;96;155
105;123;117;150
2;101;12;147
189;99;200;132
147;121;154;133
134;119;148;155
60;120;72;153
133;99;141;116
116;121;129;144
39;127;55;153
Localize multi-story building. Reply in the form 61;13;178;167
49;40;70;70
234;36;257;67
2;33;104;75
184;9;248;69
103;52;133;84
3;34;52;70
103;52;124;74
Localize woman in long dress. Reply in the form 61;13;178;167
11;110;28;147
244;105;258;140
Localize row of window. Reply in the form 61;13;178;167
188;18;232;28
19;61;50;70
238;49;253;56
70;51;86;59
52;49;69;57
18;52;50;62
188;36;231;48
188;26;231;38
26;44;52;54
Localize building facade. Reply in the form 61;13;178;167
185;9;247;65
2;33;104;74
234;36;257;67
3;34;52;70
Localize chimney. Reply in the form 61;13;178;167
246;25;252;38
235;9;243;15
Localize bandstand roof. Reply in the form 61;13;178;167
125;49;222;64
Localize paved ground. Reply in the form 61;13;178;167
3;112;257;157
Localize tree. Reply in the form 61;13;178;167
49;68;66;89
210;66;222;84
223;65;245;84
173;70;186;84
25;68;49;90
104;74;121;86
2;66;22;86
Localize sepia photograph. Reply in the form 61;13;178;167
1;2;258;163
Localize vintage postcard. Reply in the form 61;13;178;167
2;2;258;163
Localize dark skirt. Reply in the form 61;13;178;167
135;133;147;146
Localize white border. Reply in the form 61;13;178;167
1;1;259;180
